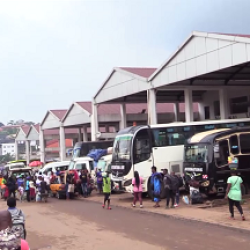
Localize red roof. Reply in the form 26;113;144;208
50;110;67;120
76;102;199;115
119;67;157;78
33;124;40;132
21;125;31;135
46;139;73;148
43;127;112;136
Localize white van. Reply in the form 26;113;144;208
68;157;95;177
96;155;112;172
40;161;70;176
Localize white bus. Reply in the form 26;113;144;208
110;118;250;197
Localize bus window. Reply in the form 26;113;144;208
153;128;188;146
215;140;229;167
240;134;250;154
133;129;151;164
229;135;239;155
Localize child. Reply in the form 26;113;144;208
102;171;112;210
7;197;26;240
18;184;24;203
0;210;21;250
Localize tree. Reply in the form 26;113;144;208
7;120;15;125
0;153;15;163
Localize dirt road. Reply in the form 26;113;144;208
1;198;249;250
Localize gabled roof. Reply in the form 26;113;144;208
15;125;31;141
41;110;67;128
119;67;157;78
26;124;39;137
149;31;250;81
50;110;67;120
94;67;156;102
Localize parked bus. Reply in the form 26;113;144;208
183;127;250;196
111;118;250;197
72;141;113;159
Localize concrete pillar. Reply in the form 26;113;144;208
39;127;45;163
25;140;30;165
173;103;180;122
82;126;88;142
120;103;127;130
59;125;66;161
147;89;157;125
198;103;205;121
91;101;98;141
184;88;193;122
105;125;110;133
219;89;228;119
15;140;19;160
78;128;82;142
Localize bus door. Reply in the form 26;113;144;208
132;129;153;180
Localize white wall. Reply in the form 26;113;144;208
2;143;16;155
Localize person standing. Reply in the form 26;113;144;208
163;169;175;209
151;166;161;208
24;177;30;202
170;171;182;207
80;169;88;198
102;171;112;210
96;169;103;194
132;171;143;208
225;170;245;220
6;177;16;199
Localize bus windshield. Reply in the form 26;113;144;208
68;161;75;170
113;135;132;161
72;147;81;158
184;144;208;163
97;160;106;172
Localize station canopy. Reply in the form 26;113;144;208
94;31;250;104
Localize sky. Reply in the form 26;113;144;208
1;0;250;124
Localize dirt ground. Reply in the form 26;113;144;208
87;191;250;230
1;193;250;250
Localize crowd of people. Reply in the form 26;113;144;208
0;171;53;202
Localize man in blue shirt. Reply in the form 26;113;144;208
17;175;24;188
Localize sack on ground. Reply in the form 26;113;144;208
68;184;74;193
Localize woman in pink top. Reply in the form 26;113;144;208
132;171;143;208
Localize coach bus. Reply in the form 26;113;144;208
110;118;250;197
183;127;250;196
72;140;113;159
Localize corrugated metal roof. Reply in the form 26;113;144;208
119;67;157;78
76;102;198;115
